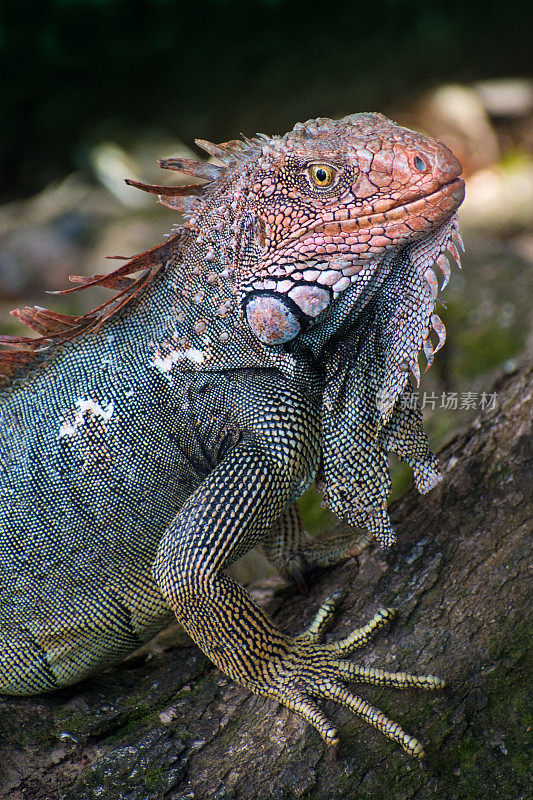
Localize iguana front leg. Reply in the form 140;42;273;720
260;504;372;592
153;440;444;758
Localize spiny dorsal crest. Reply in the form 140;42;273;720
0;128;275;383
0;136;242;383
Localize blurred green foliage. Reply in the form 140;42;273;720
298;486;336;536
1;0;531;199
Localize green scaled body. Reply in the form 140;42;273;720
0;114;464;758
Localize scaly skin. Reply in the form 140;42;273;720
0;113;464;758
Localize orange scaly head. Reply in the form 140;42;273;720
118;113;464;357
232;113;464;344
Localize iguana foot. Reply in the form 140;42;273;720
261;593;444;758
288;528;373;592
261;504;372;594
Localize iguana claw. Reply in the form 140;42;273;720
267;603;444;759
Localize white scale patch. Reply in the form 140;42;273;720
59;398;115;438
151;346;205;375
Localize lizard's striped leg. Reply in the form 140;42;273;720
300;526;372;569
261;504;372;593
153;439;444;759
260;504;310;592
153;439;302;676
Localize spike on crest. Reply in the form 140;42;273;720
65;274;137;292
424;267;439;301
447;241;462;268
125;178;206;214
195;139;234;162
0;229;184;383
452;230;465;252
410;359;421;387
124;179;205;198
422;336;435;370
158;194;199;213
157;157;224;182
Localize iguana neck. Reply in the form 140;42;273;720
141;205;458;397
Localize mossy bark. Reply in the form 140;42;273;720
1;366;531;800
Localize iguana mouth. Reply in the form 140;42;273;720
312;177;465;235
271;178;465;261
381;176;465;215
378;176;465;219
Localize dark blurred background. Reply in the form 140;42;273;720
0;0;532;547
1;0;532;199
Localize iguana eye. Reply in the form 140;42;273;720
308;164;337;188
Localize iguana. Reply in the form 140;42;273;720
0;113;465;759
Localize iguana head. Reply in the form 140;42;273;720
130;114;463;352
225;113;464;345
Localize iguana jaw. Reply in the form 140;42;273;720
295;211;463;368
245;175;464;290
283;175;465;241
332;176;465;230
241;178;464;347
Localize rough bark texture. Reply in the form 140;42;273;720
1;365;531;800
